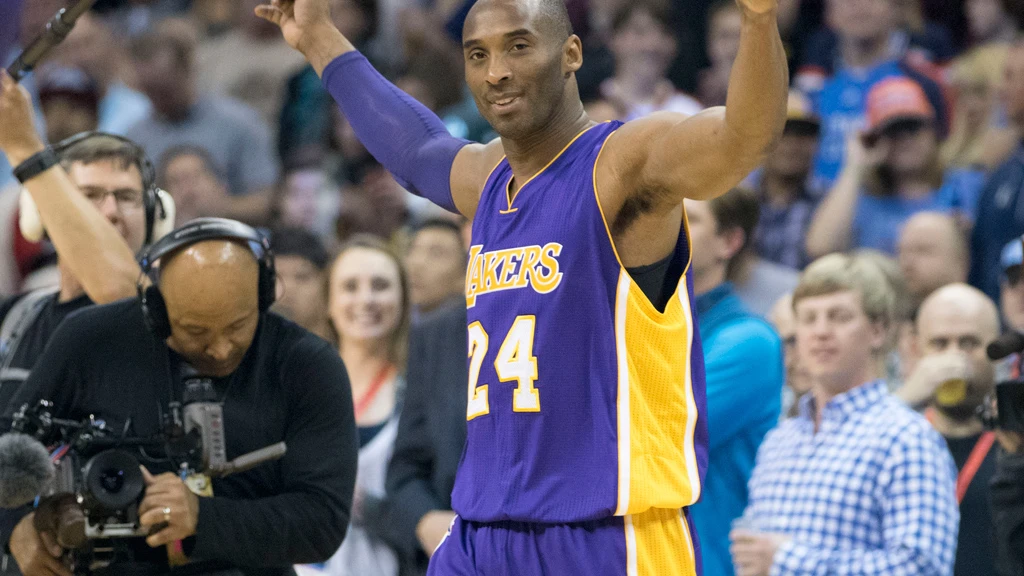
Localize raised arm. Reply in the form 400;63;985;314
256;0;503;218
0;73;141;304
600;0;787;207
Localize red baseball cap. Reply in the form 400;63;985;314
865;77;936;135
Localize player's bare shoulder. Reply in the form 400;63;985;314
594;111;690;215
450;137;506;218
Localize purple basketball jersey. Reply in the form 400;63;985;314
452;121;709;524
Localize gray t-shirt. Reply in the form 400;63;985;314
127;95;280;195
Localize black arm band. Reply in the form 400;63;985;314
13;148;59;184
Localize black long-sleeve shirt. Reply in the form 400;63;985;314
1;299;357;575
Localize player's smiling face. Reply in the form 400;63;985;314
461;0;581;140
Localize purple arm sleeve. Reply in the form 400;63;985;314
321;52;472;215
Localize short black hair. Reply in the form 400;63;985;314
270;227;330;270
539;0;574;40
469;0;573;41
412;217;463;240
708;186;760;272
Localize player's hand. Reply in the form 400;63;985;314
138;467;199;548
729;530;788;576
9;513;71;576
255;0;335;54
735;0;778;15
416;510;456;557
0;71;46;166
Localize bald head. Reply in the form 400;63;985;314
465;0;573;43
917;283;1001;358
916;283;1000;411
160;240;262;377
898;212;969;302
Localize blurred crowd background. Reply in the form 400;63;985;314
3;0;1024;574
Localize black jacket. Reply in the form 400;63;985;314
994;447;1024;576
385;300;468;575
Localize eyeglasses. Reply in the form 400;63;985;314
82;188;144;210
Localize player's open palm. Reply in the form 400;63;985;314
735;0;777;15
255;0;332;53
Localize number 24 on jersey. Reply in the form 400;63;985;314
467;315;540;420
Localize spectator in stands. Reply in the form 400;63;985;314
897;284;999;576
731;252;958;575
941;48;1010;170
685;189;784;576
746;91;820;270
769;292;811;419
405;219;466;321
35;66;100;145
796;0;952;97
386;291;468;576
196;0;308;136
278;0;379;164
966;0;1020;49
698;0;742;107
727;203;800;318
999;237;1024;331
806;77;984;258
308;235;409;576
270;227;332;342
53;12;152;135
595;0;703;121
969;39;1024;304
804;0;948;188
127;18;279;224
394;49;492;144
897;211;969;310
270;163;341;244
157;144;229;226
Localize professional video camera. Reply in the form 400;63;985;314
982;331;1024;432
0;374;286;574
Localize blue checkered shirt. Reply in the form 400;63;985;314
740;380;959;575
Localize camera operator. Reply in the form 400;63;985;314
896;283;1001;576
0;218;357;576
991;236;1024;576
0;71;166;412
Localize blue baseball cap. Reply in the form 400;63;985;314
1001;236;1024;272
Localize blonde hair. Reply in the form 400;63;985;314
327;234;411;371
940;46;1009;168
793;252;897;330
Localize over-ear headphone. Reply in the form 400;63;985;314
136;218;276;340
18;131;176;246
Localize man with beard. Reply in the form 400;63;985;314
907;283;1000;576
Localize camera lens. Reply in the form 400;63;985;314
99;468;125;493
82;450;145;512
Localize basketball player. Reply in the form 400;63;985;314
259;0;788;573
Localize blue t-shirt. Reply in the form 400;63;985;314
852;168;985;255
811;59;947;189
690;284;783;576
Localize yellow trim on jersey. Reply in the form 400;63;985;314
594;124;702;516
624;508;697;576
501;123;604;213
